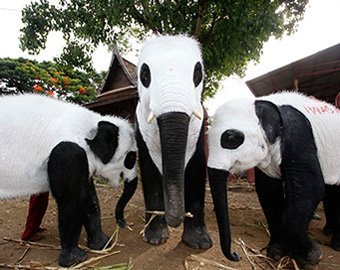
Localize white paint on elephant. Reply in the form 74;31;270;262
263;92;340;185
0;94;137;199
256;138;282;179
208;97;269;174
208;91;340;185
136;35;204;173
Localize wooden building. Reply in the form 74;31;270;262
246;43;340;105
85;47;138;120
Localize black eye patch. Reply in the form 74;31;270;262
193;61;203;87
140;63;151;88
220;129;245;149
124;151;136;169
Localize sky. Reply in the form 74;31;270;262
0;0;340;114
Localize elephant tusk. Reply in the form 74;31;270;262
147;111;155;123
193;109;202;120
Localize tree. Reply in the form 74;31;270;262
20;0;309;98
0;57;103;104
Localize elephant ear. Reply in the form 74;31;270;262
86;121;119;164
255;100;282;144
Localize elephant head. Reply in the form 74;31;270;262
207;98;282;261
136;35;204;227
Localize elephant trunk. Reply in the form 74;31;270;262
157;112;189;228
208;167;240;261
115;177;138;228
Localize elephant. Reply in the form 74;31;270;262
207;92;340;268
0;94;138;267
135;35;212;249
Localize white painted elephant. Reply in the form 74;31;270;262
0;94;138;266
207;92;340;268
135;35;212;249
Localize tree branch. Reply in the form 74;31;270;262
203;14;228;43
131;4;161;35
194;0;206;38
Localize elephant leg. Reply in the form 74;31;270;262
54;199;87;267
255;167;287;260
323;185;334;236
324;185;340;251
48;142;88;267
136;128;169;245
83;178;109;250
182;125;212;249
282;178;323;268
280;162;324;268
115;177;138;228
279;105;325;268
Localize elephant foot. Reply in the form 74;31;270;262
88;232;110;250
267;241;289;261
295;242;322;269
182;224;212;250
143;216;169;245
58;247;87;267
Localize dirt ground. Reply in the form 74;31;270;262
1;179;339;270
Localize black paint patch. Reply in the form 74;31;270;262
184;118;207;222
254;167;287;259
124;151;136;169
48;141;90;266
193;62;203;87
136;122;166;225
220;129;244;149
140;63;151;88
255;100;282;144
115;177;138;227
323;184;340;250
86;121;119;164
276;105;324;264
182;118;213;249
48;141;89;201
48;142;109;266
136;113;211;246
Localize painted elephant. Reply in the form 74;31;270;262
0;94;138;267
207;91;340;268
135;35;212;249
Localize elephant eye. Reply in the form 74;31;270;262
140;63;151;88
193;61;203;87
220;129;245;149
124;151;136;169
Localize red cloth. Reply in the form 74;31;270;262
247;168;255;184
21;192;49;240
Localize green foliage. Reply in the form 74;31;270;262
20;0;309;98
0;57;104;104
